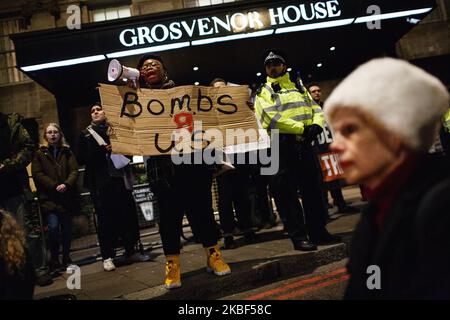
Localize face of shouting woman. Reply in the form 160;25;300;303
140;59;165;86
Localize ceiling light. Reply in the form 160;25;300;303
275;18;354;34
106;42;190;58
354;7;433;24
21;54;106;72
192;29;274;46
193;66;199;71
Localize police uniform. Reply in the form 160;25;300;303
255;51;339;248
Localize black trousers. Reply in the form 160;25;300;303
323;187;347;208
91;177;140;260
217;164;253;236
269;135;328;240
251;167;276;226
156;164;217;255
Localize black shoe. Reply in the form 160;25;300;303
49;258;62;272
62;257;73;267
337;205;359;214
223;236;236;250
262;222;277;229
232;227;244;236
36;273;54;287
292;239;317;251
312;232;342;245
185;235;201;243
243;231;258;244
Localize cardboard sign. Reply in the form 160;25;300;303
99;84;259;156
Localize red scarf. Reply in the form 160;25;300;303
365;154;423;230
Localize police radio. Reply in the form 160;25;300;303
295;70;305;94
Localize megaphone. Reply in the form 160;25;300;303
107;59;140;83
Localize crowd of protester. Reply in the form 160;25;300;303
1;51;449;299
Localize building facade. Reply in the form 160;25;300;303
1;0;448;140
0;0;241;141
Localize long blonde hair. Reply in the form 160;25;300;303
42;122;69;147
0;209;26;275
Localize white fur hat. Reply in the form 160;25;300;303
324;58;449;152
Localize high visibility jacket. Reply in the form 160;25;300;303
443;109;450;133
255;73;324;138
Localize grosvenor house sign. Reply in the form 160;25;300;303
119;1;343;48
17;0;433;71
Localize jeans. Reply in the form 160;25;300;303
47;212;72;261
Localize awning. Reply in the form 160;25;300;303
11;0;436;106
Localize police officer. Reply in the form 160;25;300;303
254;50;340;250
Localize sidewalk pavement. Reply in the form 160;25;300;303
34;188;363;300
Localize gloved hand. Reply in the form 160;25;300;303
302;124;323;145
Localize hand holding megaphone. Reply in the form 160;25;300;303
107;59;140;89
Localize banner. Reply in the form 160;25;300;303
314;122;346;188
99;84;260;156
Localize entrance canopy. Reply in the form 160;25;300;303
11;0;436;106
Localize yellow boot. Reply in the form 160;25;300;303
205;245;231;276
164;255;181;289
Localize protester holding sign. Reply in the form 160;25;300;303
210;78;257;250
308;84;358;214
77;104;142;272
135;54;231;290
326;58;450;299
255;50;340;250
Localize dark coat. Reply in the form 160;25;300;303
31;145;79;214
77;124;134;191
77;125;113;191
345;155;450;299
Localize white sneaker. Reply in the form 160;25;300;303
103;258;116;271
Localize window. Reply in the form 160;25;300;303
0;19;30;86
184;0;237;8
90;5;131;22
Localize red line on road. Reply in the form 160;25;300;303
245;267;347;300
276;274;350;300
